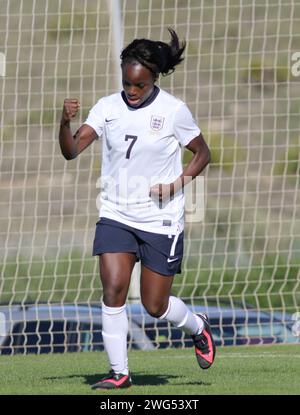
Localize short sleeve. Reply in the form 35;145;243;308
173;103;201;146
83;99;105;138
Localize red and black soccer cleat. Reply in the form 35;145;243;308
91;370;132;390
191;313;216;370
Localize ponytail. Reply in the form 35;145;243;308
120;28;186;77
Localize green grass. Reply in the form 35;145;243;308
0;345;299;395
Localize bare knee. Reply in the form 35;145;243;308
140;265;173;319
102;276;129;306
101;271;130;307
141;298;169;318
99;253;135;307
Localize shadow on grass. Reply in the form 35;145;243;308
44;373;211;387
130;374;211;387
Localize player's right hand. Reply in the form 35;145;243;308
62;98;80;122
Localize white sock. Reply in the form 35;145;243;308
159;296;204;335
101;302;129;375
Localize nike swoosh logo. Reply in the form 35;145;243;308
105;118;117;123
167;257;179;263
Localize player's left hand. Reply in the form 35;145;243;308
149;183;174;203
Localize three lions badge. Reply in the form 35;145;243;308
150;115;165;131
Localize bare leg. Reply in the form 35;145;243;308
99;252;136;306
140;265;201;335
140;265;174;317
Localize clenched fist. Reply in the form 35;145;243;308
149;183;175;203
61;98;80;123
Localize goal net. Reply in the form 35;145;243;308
0;0;299;353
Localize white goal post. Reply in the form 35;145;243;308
0;0;299;353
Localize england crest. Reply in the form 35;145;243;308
150;115;165;131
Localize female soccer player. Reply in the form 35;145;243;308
59;29;215;389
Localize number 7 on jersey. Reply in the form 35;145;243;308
125;134;138;159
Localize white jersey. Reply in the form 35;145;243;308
84;88;200;235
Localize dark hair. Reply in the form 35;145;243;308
120;28;186;78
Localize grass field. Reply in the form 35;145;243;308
0;344;299;395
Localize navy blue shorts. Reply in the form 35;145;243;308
92;217;184;276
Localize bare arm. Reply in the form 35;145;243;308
174;132;211;192
150;132;211;201
59;99;98;160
